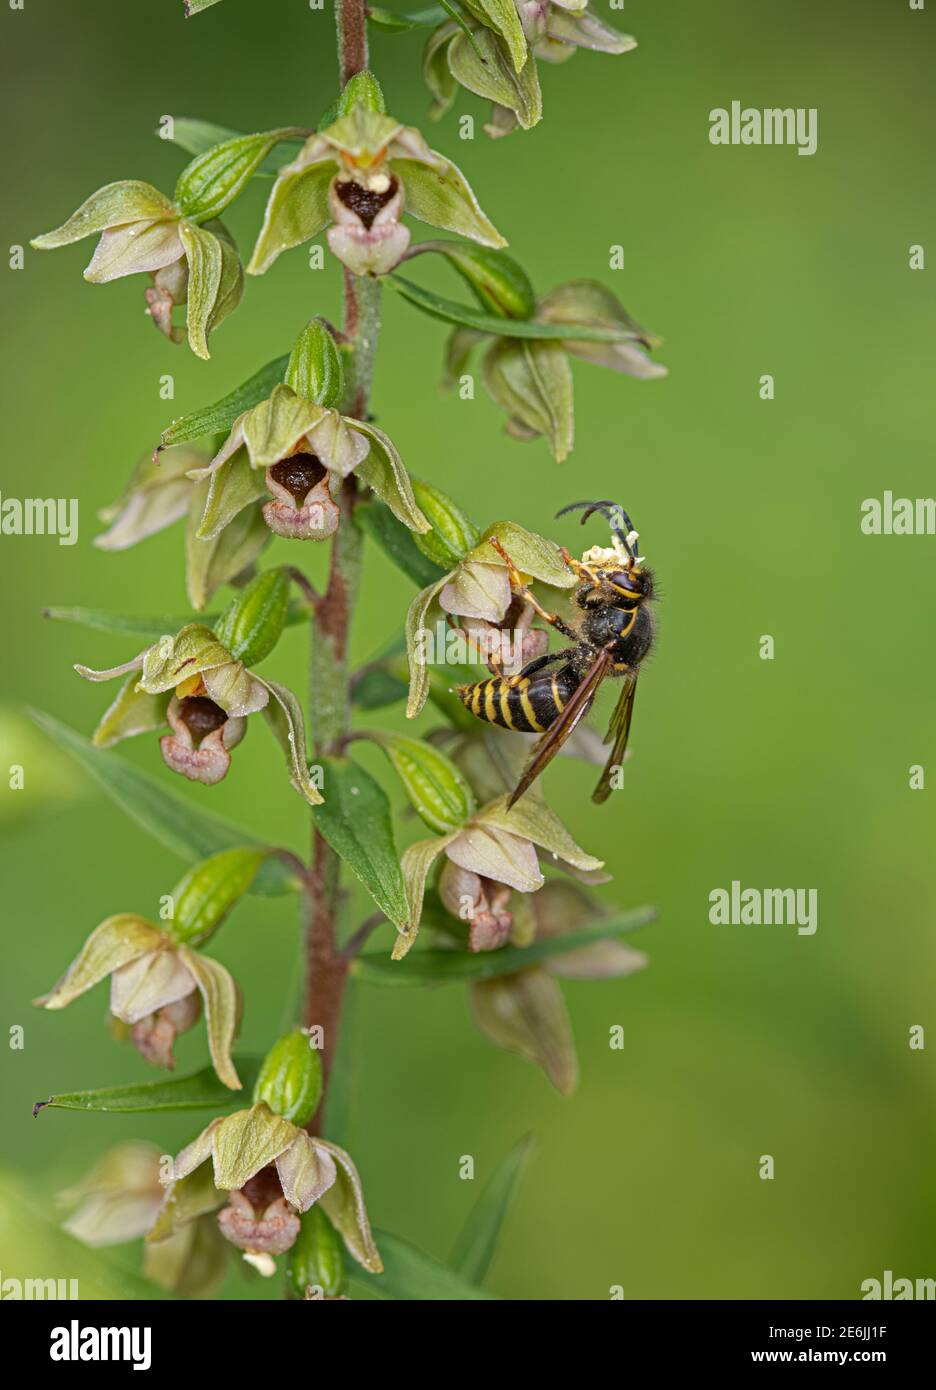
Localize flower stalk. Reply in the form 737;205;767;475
302;0;376;1135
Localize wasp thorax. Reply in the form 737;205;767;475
335;174;398;230
269;452;328;503
177;695;227;742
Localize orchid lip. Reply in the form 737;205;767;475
334;174;399;230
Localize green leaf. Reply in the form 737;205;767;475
184;0;223;13
367;4;448;31
353;1229;497;1300
386;274;640;342
159;354;290;449
28;710;300;897
43;606;211;639
42;600;309;641
33;1057;262;1116
352;908;656;985
351;666;409;710
312;757;409;931
450;1134;532;1283
354;498;445;587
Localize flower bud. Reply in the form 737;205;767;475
411;481;481;568
174;128;306;224
370;732;475;834
167;847;267;946
434;243;536;320
213;566;290;667
337;70;387;116
253;1029;323;1127
286;1206;348;1300
285;317;345;408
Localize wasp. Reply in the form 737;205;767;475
456;500;657;808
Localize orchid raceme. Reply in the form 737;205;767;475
29;2;660;1303
249;98;506;278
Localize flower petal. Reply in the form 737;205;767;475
242;385;326;467
393;832;455;959
92;677;170;749
168;1119;223;1183
257;676;324;807
248;149;336;275
481;337;574;462
185;487;269;612
440;559;511;622
469;967;578;1094
446;823;544;892
179;221;223;360
306;411;370;479
140;623;235;693
476;793;604;872
36;915;163;1010
31;181;177;248
211;1104;297;1191
446;28;542;133
395;145;508;247
275;1132;338;1212
109;947;196;1026
315;1139;383;1273
404;574;452;719
176;946;242;1090
84;219;184;284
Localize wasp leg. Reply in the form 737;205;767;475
489;538;579;641
559;546;604;589
445;614;507;676
508;648;576;685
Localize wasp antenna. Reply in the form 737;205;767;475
556;499;616;525
557;499;638;555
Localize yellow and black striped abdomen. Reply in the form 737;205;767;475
458;664;580;733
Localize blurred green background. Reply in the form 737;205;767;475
1;0;934;1300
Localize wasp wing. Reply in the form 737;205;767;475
591;673;638;805
507;650;612;810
